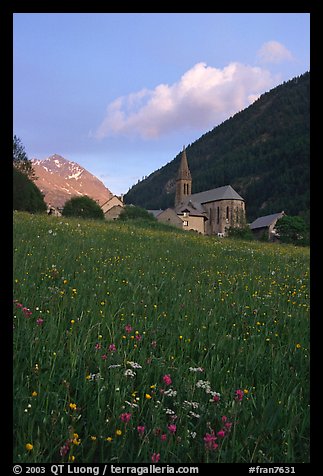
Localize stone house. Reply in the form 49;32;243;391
249;211;285;241
101;195;124;220
173;147;246;235
149;208;184;228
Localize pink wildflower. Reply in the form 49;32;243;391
108;344;116;352
137;425;145;436
163;374;172;386
36;318;44;326
167;424;177;434
221;415;227;423
217;430;225;438
125;324;132;333
203;432;218;451
235;389;244;401
213;394;220;403
160;433;167;441
225;422;233;431
120;412;132;423
22;307;32;318
101;354;107;360
151;452;160;463
135;334;142;341
95;343;101;350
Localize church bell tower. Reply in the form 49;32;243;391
175;146;192;207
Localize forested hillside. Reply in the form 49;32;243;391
124;72;309;223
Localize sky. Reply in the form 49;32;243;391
13;13;310;196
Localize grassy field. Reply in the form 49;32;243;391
13;211;310;464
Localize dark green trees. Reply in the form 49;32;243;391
13;135;36;180
62;196;104;220
13;167;47;213
13;136;46;213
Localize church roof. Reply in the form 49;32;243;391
190;185;244;204
175;200;208;218
249;212;285;230
177;147;192;181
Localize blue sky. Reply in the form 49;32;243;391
13;13;310;195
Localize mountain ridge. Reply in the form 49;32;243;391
124;72;310;222
31;154;113;208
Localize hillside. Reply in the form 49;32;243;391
124;72;309;223
32;155;113;208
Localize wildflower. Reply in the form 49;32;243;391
124;369;136;378
127;361;142;369
23;307;32;318
189;367;204;372
235;389;244;402
60;442;70;456
151;452;160;463
164;388;177;397
101;354;108;360
25;443;33;451
69;403;77;411
167;424;177;434
160;433;167;441
90;436;97;441
115;429;122;436
120;412;132;423
70;319;75;325
203;432;218;451
125;324;132;333
135;334;142;341
163;374;172;386
108;343;116;352
212;393;220;403
145;393;152;399
68;455;75;462
106;437;113;442
217;430;225;438
36;318;44;326
296;343;302;349
95;343;102;350
137;425;145;436
31;391;38;397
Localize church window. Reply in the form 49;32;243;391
183;220;188;226
217;207;220;224
226;206;229;220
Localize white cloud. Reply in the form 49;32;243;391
94;61;279;140
257;41;294;64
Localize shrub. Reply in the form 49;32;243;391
62;196;104;220
118;205;156;221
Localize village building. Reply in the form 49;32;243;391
149;208;184;228
170;147;246;235
249;211;285;241
101;195;125;220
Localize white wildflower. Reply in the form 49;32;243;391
124;369;136;378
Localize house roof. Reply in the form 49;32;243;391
148;210;163;218
175;200;208;218
249;212;285;230
190;185;244;204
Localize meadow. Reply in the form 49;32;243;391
13;211;310;464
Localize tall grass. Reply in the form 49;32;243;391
13;212;310;463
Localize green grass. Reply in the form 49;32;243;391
13;211;310;463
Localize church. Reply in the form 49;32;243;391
156;147;246;236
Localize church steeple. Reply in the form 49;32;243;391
175;146;192;207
